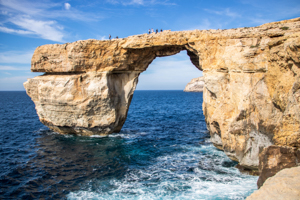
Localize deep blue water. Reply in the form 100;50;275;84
0;91;257;199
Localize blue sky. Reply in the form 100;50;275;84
0;0;300;90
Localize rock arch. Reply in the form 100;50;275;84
24;18;300;170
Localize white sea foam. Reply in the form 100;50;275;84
90;135;107;138
67;143;258;200
108;132;149;139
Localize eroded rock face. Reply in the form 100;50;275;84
24;72;139;135
184;77;204;92
246;166;300;200
25;18;300;169
257;145;300;188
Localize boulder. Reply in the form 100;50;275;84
257;145;300;188
246;166;300;200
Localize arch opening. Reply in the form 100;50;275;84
135;50;202;90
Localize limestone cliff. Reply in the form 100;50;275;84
184;77;204;92
24;18;300;170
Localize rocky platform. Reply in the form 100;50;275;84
25;18;300;173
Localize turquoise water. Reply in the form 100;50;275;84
0;91;257;199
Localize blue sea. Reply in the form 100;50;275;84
0;91;257;199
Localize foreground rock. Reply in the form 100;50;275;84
257;145;300;188
184;77;204;92
25;18;300;169
246;166;300;200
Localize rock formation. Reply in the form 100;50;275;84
24;18;300;171
257;145;300;188
184;77;204;92
246;166;300;200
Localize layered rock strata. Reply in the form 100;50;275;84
246;166;300;200
25;18;300;170
184;77;204;92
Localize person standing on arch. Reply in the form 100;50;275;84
109;34;111;40
148;29;151;34
151;28;154;33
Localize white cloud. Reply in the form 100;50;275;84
9;16;64;42
0;75;34;91
204;8;240;18
0;50;34;64
0;65;29;70
97;35;107;40
0;0;47;16
106;0;175;6
192;19;212;30
0;0;100;42
0;26;33;34
129;0;144;5
64;3;71;10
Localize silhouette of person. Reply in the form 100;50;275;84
109;34;111;40
149;29;151;34
116;36;118;39
156;29;158;34
161;29;163;32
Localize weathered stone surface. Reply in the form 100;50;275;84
246;166;300;200
257;145;300;188
24;72;139;135
184;77;204;92
25;18;300;169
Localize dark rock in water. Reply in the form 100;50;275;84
235;164;259;176
257;145;300;188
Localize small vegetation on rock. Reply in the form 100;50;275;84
280;27;289;30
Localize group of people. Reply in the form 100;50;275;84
108;28;163;40
148;28;163;34
108;34;118;40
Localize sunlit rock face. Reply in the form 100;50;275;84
25;18;300;169
246;166;300;200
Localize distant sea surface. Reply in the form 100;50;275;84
0;91;257;199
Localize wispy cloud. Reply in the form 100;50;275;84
0;0;100;42
0;65;29;70
189;19;213;30
0;50;34;64
204;8;240;18
10;16;64;42
97;35;108;40
0;75;36;90
0;26;33;35
106;0;176;6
